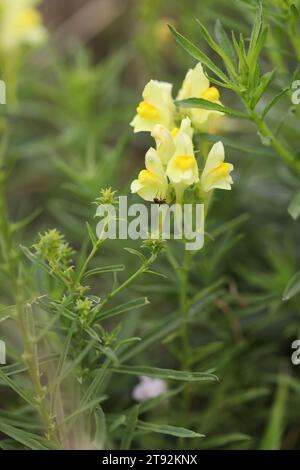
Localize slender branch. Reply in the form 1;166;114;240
179;249;191;371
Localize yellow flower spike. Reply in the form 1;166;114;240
131;148;168;202
0;0;46;52
130;80;175;133
177;62;223;129
201;141;234;192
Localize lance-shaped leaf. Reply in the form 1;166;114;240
196;19;238;80
250;70;276;108
282;271;300;301
168;24;229;84
288;190;300;220
175;97;248;118
108;365;218;382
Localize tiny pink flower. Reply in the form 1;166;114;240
132;376;167;402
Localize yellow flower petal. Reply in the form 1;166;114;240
167;154;199;186
172;155;196;171
201;141;234;192
137;101;161;121
201;86;220;102
171;127;180;138
151;125;175;165
131;149;168;202
130;80;175;133
177;63;223;130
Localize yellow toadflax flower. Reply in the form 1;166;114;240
201;141;233;192
166;121;199;202
151;117;194;166
130;80;175;133
0;0;46;52
131;148;168;202
177;62;222;129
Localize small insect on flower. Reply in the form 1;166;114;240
153;197;166;205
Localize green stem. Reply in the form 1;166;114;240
76;238;104;284
179;249;191;371
178;249;192;431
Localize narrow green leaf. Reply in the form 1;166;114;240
137;420;204;439
0;369;35;406
201;432;251;449
62;396;107;424
86;221;97;247
109;365;218;382
80;357;112;407
109;415;126;433
11;208;43;234
214;19;236;67
0;422;49;450
288;190;300;220
168;24;229;83
145;269;168;279
248;2;263;61
176;97;248;118
196;19;237;79
231;31;248;78
260;375;288;450
124;247;146;262
248;26;268;85
282;271;300;300
262;88;289;118
251;70;275;108
83;264;125;280
98;297;149;321
120;405;140;450
93;406;106;450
